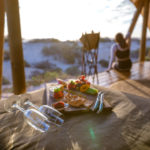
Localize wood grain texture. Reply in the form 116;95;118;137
0;0;5;98
5;0;26;94
93;62;150;87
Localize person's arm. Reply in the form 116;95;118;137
106;44;117;71
125;32;131;46
125;32;131;40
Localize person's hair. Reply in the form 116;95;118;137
115;33;127;48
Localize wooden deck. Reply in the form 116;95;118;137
90;61;150;87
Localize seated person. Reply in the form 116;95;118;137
106;32;132;72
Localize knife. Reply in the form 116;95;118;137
92;91;102;111
97;93;104;114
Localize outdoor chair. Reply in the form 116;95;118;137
80;31;100;83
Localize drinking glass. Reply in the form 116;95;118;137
23;100;64;127
4;95;50;133
12;103;50;132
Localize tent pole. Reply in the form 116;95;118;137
0;0;5;99
5;0;26;94
127;0;144;36
126;0;144;46
139;0;149;62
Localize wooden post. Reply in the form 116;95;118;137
0;0;5;98
139;0;149;62
127;0;144;36
126;0;144;46
5;0;26;94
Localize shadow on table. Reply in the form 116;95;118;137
43;111;131;150
2;88;150;150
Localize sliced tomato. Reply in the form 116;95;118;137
53;101;65;109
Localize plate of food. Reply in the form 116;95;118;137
45;75;112;113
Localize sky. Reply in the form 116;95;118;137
4;0;150;41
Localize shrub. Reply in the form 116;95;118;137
65;66;80;76
100;38;112;42
29;70;43;78
49;38;60;43
33;60;57;70
28;38;60;43
146;48;150;55
28;76;44;86
43;71;59;81
42;46;54;56
24;60;30;67
41;42;82;64
63;55;75;64
130;48;149;59
146;49;150;61
27;71;71;87
145;56;150;61
2;87;13;93
99;59;109;67
51;68;62;72
130;49;139;58
4;50;10;60
2;76;10;85
4;36;9;42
